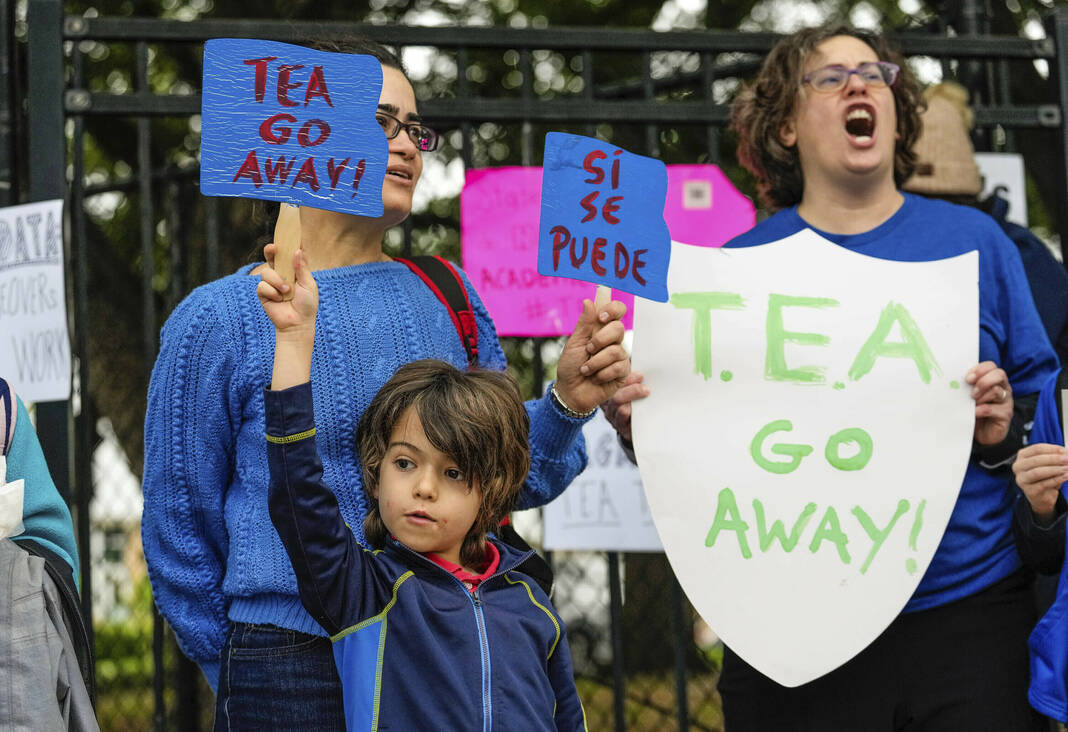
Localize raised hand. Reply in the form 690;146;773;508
553;298;630;416
258;248;318;391
1012;443;1068;525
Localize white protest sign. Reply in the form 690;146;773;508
0;200;70;402
631;232;977;687
543;411;662;552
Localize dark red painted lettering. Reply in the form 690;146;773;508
580;191;599;223
550;225;570;271
303;66;334;107
243;57;277;103
276;64;305;107
570;236;589;268
292;157;320;192
259;112;296;144
603;196;622;224
583;150;606;184
611;150;622;189
351;159;366;198
327;157;350;189
613;241;629;278
297;119;331;147
232;150;263;187
632;249;648;285
263;156;296;184
591;237;607;275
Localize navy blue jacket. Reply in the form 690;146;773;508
265;383;587;731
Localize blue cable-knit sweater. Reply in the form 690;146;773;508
141;260;590;691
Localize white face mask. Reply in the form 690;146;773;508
0;455;25;540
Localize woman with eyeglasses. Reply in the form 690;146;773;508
142;39;629;731
722;25;1053;731
601;23;1056;731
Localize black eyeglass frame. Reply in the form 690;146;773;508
375;110;440;152
801;61;901;93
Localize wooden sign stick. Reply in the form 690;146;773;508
594;284;611;311
272;203;302;301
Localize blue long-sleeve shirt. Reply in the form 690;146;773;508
141;260;590;689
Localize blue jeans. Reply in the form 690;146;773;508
213;622;344;731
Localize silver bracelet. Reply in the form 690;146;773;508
550;384;597;419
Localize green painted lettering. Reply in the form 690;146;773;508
754;499;818;552
704;487;752;559
765;294;839;384
851;499;910;574
808;506;851;564
824;428;874;471
670;292;746;380
750;419;814;474
848;302;941;383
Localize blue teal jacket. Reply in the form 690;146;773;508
265;383;587;731
1017;368;1068;722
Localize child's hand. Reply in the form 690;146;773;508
965;361;1012;446
258;247;318;338
1012;443;1068;526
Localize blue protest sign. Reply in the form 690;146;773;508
537;132;670;302
200;39;386;217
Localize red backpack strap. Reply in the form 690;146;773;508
394;255;479;367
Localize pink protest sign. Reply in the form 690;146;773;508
461;164;755;337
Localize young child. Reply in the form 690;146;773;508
1012;367;1068;723
258;252;588;730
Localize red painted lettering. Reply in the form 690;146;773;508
351;159;366;198
603;195;622;225
611;150;621;189
259;112;296;144
327;157;350;189
232;150;263;187
550;225;571;271
632;249;648;285
243;57;277;103
591;237;607;276
276;64;305;107
570;236;589;269
580;191;599;223
297;119;331;147
303;66;334;107
292;157;320;192
264;156;296;184
613;241;629;278
583;150;606;184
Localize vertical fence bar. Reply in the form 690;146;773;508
642;50;658;158
1048;7;1068;266
672;578;690;730
134;38;167;732
69;42;94;650
702;50;719;164
205;196;220;281
607;551;626;732
26;0;72;502
0;0;14;207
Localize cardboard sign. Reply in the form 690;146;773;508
631;233;978;687
0;200;70;403
543;411;662;552
462;165;754;336
537;133;670;301
201;39;386;216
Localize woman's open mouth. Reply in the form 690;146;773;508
845;105;875;142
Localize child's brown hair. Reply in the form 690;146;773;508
356;359;530;567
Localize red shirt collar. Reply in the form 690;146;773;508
426;542;501;593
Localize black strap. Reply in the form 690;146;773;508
394;255;479;367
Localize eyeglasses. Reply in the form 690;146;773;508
375;111;440;152
801;62;900;93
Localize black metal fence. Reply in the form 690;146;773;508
10;3;1068;729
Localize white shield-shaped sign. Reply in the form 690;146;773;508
631;231;978;687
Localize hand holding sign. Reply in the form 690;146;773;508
272;203;301;300
538;132;671;302
200;39;386;216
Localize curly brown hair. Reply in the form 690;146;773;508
356;359;530;568
730;25;925;211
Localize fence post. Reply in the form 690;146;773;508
26;0;72;499
1047;6;1068;267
